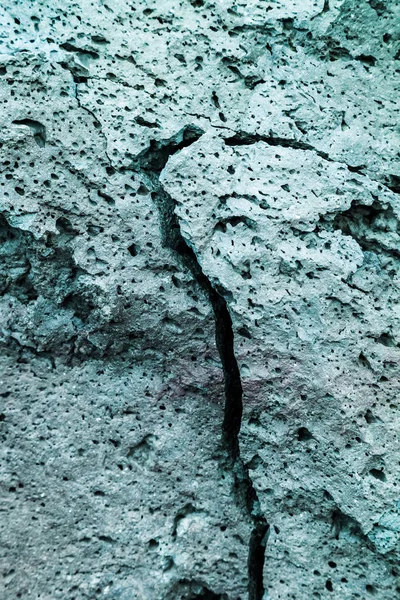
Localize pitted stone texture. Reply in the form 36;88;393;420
0;52;217;369
1;0;398;179
162;134;400;598
0;346;250;599
0;0;399;599
0;20;248;600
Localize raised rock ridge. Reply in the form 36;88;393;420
0;1;399;599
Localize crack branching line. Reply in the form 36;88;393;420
225;131;341;164
71;77;114;169
69;63;398;198
66;56;398;198
224;131;400;196
128;125;269;600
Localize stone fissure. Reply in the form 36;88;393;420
224;132;400;195
73;80;114;169
3;3;399;598
129;127;269;599
225;131;343;164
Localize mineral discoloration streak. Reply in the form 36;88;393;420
1;1;399;599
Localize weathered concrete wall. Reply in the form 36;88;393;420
0;1;399;599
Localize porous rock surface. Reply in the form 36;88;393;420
0;1;399;599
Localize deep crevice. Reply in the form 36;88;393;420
223;132;400;197
224;131;331;161
318;199;400;260
129;126;269;600
383;173;400;195
223;131;371;178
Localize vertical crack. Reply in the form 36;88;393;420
129;126;269;599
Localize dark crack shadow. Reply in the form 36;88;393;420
128;126;269;599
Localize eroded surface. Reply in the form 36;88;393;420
0;1;399;599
